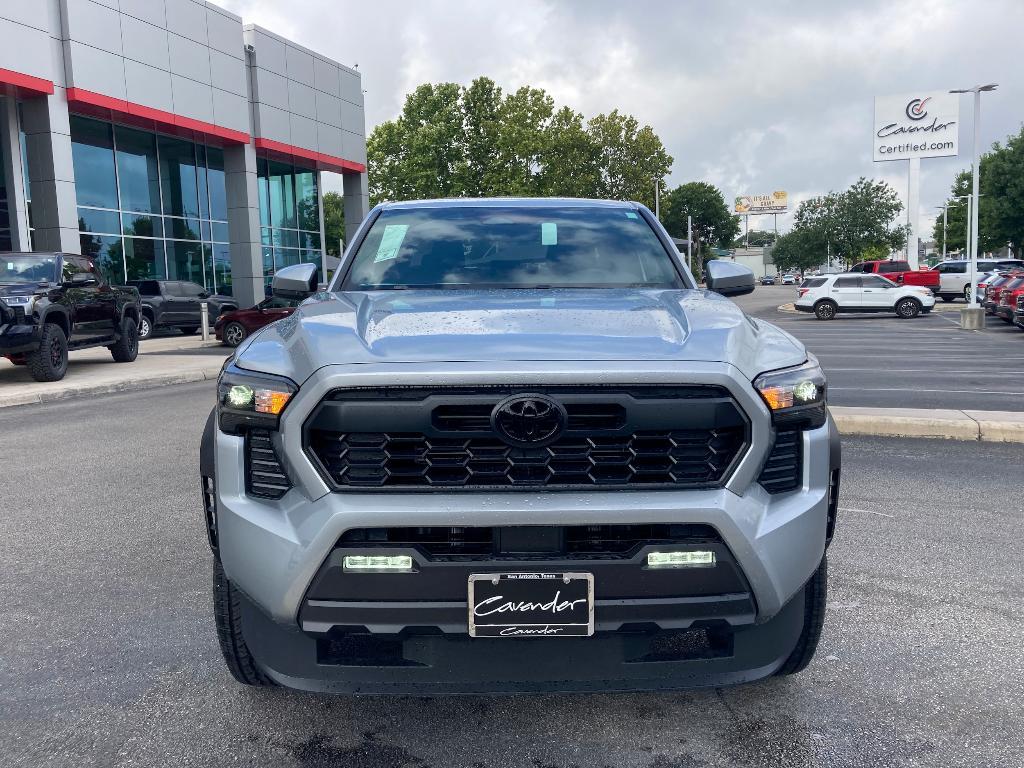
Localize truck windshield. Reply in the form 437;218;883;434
341;206;686;290
0;254;57;283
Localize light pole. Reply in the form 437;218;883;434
950;83;997;320
934;204;948;260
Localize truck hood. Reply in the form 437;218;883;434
0;282;49;298
235;289;806;383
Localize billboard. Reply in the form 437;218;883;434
873;92;959;161
734;191;788;215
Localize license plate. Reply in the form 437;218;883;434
467;572;594;638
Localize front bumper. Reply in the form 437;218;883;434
204;361;840;691
0;321;43;356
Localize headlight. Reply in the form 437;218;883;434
217;363;297;434
754;358;827;430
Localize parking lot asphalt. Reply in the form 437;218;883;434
734;286;1024;411
1;384;1022;768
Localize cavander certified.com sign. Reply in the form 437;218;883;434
873;92;959;161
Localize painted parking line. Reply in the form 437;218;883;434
830;386;1024;396
838;506;895;519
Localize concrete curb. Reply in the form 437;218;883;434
830;406;1024;443
0;365;224;408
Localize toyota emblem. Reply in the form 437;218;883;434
491;394;567;447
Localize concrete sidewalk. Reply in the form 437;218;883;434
2;339;1022;443
0;334;229;408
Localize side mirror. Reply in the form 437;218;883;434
67;273;97;287
199;291;210;299
272;263;319;301
705;260;755;297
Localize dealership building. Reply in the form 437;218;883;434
0;0;367;307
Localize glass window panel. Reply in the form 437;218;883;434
200;219;211;242
158;135;199;217
78;207;120;235
268;160;296;229
257;157;270;227
80;234;123;284
275;247;300;271
166;240;205;285
121;212;163;239
298;230;321;250
213;243;231;296
124;237;165;281
196;146;209;220
211;221;229;243
272;228;299;248
206;146;227;221
70;117;118;209
115;126;160;213
295;169;318;231
167;216;201;240
262;247;274;280
261;227;272;245
202;245;215;293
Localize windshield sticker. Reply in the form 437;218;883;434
374;225;409;263
625;212;639;219
541;222;557;246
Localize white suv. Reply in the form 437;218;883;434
933;258;1024;302
795;273;935;320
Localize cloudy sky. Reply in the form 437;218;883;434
223;0;1022;239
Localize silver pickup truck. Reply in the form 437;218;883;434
200;198;841;694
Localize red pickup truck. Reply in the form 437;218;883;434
849;260;941;290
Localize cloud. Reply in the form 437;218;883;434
222;0;1023;237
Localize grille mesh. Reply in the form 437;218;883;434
309;428;745;489
757;430;802;493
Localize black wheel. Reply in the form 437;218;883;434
109;316;139;362
223;321;247;347
213;558;277;687
26;323;68;382
138;313;154;340
895;297;921;318
940;295;954;303
963;284;972;302
179;325;200;335
814;301;837;321
775;556;827;676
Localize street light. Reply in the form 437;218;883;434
934;204;948;260
949;83;997;317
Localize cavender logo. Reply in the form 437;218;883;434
905;97;931;121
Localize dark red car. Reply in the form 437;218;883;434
214;296;299;347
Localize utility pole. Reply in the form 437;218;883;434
687;215;693;271
935;204;948;260
654;180;660;219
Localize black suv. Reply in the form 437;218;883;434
130;280;236;340
0;252;141;381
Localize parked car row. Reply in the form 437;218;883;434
980;269;1024;330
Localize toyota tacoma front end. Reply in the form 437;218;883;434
200;199;841;694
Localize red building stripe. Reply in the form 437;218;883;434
0;68;55;96
65;87;250;145
254;137;365;174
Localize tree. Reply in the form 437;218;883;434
323;192;346;255
366;76;672;205
660;182;740;259
770;228;826;274
829;177;907;265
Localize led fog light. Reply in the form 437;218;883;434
343;555;414;572
647;551;716;568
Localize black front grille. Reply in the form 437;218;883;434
305;385;750;491
245;430;292;499
338;523;723;560
310;429;745;489
758;430;802;493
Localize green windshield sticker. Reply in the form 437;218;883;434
374;224;409;263
541;222;557;246
625;212;638;219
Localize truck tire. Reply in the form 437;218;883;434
814;300;837;321
940;295;954;303
963;285;972;302
223;321;247;347
895;297;921;318
213;558;277;687
109;316;140;362
775;556;827;676
138;313;154;340
179;326;199;336
27;323;68;382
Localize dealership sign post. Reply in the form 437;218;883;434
873;92;959;269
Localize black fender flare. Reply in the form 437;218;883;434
826;412;841;546
200;408;219;553
200;407;217;479
40;306;70;337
